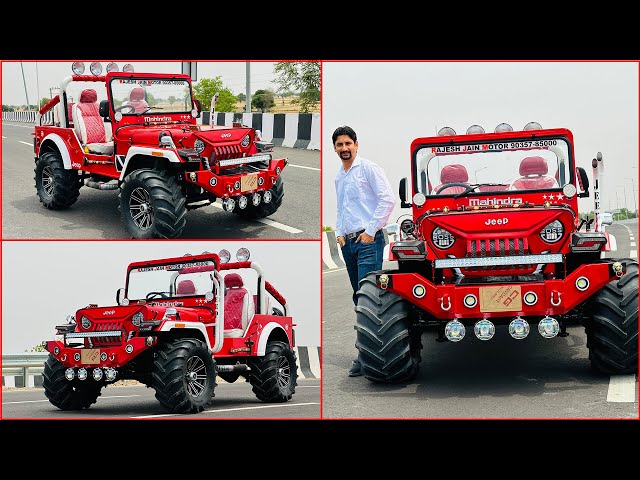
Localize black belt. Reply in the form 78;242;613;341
345;229;377;240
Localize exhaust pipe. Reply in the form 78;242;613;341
216;364;251;373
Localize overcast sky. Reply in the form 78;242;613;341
322;61;638;228
2;61;279;105
2;241;320;354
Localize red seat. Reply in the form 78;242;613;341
176;279;197;296
126;87;149;113
432;164;470;194
510;156;558;190
71;89;114;155
223;273;254;337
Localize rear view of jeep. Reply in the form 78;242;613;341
355;122;638;383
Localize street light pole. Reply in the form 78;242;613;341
627;176;637;216
617;184;628;219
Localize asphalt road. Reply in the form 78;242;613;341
322;220;638;419
2;378;320;419
1;122;320;239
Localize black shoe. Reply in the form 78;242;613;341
348;359;362;377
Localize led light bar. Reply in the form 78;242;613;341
218;154;271;167
65;331;122;338
434;254;563;269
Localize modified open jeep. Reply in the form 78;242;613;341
42;247;298;414
33;62;286;238
355;122;638;383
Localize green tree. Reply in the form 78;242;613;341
237;93;246;102
273;62;320;113
168;96;176;106
252;89;275;112
2;104;11;112
192;77;236;112
39;97;50;109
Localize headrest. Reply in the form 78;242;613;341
440;164;469;183
80;89;98;104
176;279;196;295
519;156;548;176
129;87;145;101
225;273;244;288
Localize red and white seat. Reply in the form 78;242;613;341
431;164;470;195
223;273;254;338
126;87;149;113
176;279;197;296
510;156;558;190
71;89;114;155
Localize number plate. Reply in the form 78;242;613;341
479;285;522;312
81;349;101;365
241;174;258;192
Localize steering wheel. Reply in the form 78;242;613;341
115;104;135;114
146;291;170;300
435;182;475;194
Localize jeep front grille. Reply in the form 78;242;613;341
467;238;528;257
213;145;241;160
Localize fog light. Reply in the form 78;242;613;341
412;284;426;298
575;276;589;291
258;177;264;186
92;368;103;381
252;193;261;206
538;316;560;338
474;319;495;340
523;291;538;306
105;368;117;382
223;198;236;212
444;319;465;342
100;352;107;361
54;346;60;355
508;317;530;339
77;368;88;381
74;353;81;362
125;344;134;354
234;181;240;190
65;368;75;381
463;294;477;308
263;190;272;203
238;195;248;209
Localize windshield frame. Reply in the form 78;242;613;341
107;75;194;116
411;132;575;198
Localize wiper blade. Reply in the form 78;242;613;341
453;183;508;198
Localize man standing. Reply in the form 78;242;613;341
333;125;395;377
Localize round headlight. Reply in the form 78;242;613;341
412;284;426;298
77;368;88;381
540;220;564;243
194;139;206;154
238;195;248;209
219;249;231;264
121;297;130;306
432;227;455;249
241;134;250;147
494;123;513;133
81;316;92;329
90;62;103;76
562;183;577;199
413;192;426;206
123;64;135;73
466;124;485;135
132;312;144;326
523;121;542;130
106;62;119;73
437;127;456;136
205;291;214;302
263;190;272;203
93;368;103;381
191;109;198;118
444;320;465;342
65;368;75;381
236;248;250;262
71;62;85;75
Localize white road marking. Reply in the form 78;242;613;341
606;375;637;403
630;242;636;247
296;385;320;388
631;250;637;258
2;393;142;405
133;401;320;418
323;267;346;274
210;202;303;233
2;136;7;138
287;163;320;171
1;122;34;128
19;141;32;146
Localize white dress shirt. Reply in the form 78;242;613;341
335;155;395;237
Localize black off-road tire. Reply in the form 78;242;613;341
585;259;638;374
34;152;82;209
119;169;187;239
249;340;297;402
152;339;216;414
233;176;284;219
42;354;102;410
355;273;420;383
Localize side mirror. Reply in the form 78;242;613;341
576;167;590;198
99;100;110;118
399;178;411;208
116;288;125;305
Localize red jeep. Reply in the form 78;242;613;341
33;62;286;238
356;122;638;382
42;247;298;414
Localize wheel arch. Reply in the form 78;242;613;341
256;323;290;355
157;323;210;349
119;148;181;181
41;134;71;169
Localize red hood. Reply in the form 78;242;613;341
118;125;253;150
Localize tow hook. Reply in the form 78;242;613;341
550;291;561;306
613;261;623;277
440;295;451;311
379;274;389;290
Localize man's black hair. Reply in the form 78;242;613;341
332;125;357;144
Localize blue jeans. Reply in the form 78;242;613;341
341;230;385;305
